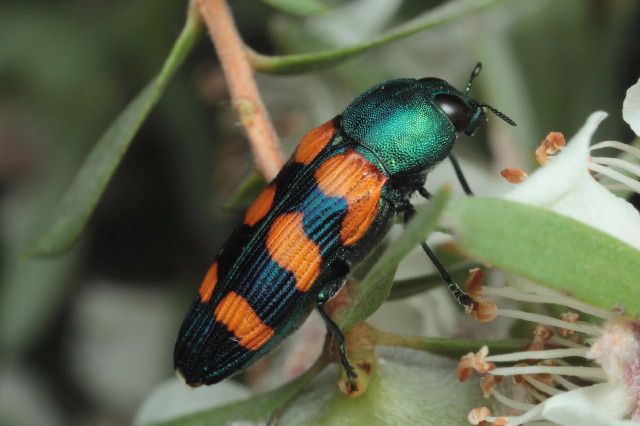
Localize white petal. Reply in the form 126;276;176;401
623;76;640;137
505;111;607;206
133;378;250;425
550;166;640;250
542;383;635;425
504;111;640;250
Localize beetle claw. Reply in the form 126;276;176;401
347;370;359;393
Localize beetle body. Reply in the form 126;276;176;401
174;74;501;387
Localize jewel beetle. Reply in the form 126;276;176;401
174;63;515;388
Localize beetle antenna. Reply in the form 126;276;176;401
465;62;482;92
481;103;517;126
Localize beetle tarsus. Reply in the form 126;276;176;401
346;369;359;393
420;240;474;308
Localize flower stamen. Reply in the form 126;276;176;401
485;347;589;363
589;162;640;194
589;139;640;195
535;131;566;165
495;308;602;336
489;387;537;411
551;374;579;390
459;256;640;423
522;375;562;396
479;286;614;320
500;167;528;183
591;140;640;159
591;156;640;178
490;365;607;380
468;406;491;425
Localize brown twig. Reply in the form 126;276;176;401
197;0;285;180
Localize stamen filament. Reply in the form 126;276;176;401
491;365;607;380
592;156;640;178
605;183;634;191
522;375;562;396
511;279;560;296
590;163;640;194
496;309;603;336
490;388;536;411
552;374;579;390
552;360;599;385
527;387;550;403
481;287;613;320
591;140;640;160
549;336;587;349
486;347;589;363
498;407;544;426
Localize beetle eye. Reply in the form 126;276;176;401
434;94;472;132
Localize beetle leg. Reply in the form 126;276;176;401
417;187;432;200
317;301;358;392
316;261;358;392
403;205;474;308
418;240;473;307
448;153;474;196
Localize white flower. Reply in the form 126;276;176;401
133;378;251;425
502;77;640;250
459;269;640;425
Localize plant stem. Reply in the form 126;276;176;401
247;0;510;75
374;327;525;358
197;0;285;180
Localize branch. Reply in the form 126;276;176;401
372;327;526;358
246;0;510;75
197;0;285;180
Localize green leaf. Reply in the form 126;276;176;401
149;358;326;426
337;188;451;330
248;0;509;75
224;171;267;210
260;0;328;16
29;5;202;256
278;358;485;425
445;197;640;314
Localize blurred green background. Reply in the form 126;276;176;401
1;0;639;424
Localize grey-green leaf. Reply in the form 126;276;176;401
248;0;509;75
260;0;328;16
445;197;640;314
338;188;450;330
29;6;202;256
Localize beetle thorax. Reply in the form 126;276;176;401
341;79;458;178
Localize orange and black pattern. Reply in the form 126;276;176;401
174;117;395;386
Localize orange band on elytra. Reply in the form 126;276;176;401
315;151;386;246
244;184;276;227
214;291;274;351
294;120;336;165
198;262;218;303
265;212;322;293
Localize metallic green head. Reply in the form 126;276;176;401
340;64;515;179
